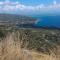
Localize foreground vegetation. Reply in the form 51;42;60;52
0;28;60;60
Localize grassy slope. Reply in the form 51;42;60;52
0;28;60;60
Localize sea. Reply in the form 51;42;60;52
35;15;60;28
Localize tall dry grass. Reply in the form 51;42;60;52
0;32;59;60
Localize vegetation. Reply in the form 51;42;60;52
12;28;58;54
0;14;60;60
0;28;59;60
0;28;60;54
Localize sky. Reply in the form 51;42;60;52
0;0;60;16
20;0;60;5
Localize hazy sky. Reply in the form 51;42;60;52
0;0;60;16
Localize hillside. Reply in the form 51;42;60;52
0;14;60;60
0;28;59;54
0;28;60;60
0;14;36;28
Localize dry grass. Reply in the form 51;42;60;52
0;32;59;60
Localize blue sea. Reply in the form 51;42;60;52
35;15;60;28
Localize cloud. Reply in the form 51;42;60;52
0;1;60;14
